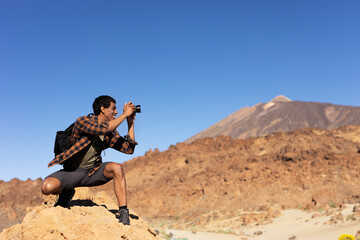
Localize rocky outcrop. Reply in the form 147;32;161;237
0;188;158;240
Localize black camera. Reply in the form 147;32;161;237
135;105;141;113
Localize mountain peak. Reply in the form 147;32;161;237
270;95;292;103
186;97;360;143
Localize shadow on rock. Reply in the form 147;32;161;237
70;199;98;207
69;199;139;220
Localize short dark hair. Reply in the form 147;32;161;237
93;95;116;115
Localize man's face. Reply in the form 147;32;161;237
103;102;118;121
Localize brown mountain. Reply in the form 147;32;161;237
186;95;360;143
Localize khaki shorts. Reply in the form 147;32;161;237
46;162;111;191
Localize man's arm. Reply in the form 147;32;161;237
126;112;135;141
108;102;135;132
111;135;137;154
75;117;110;136
109;102;137;154
75;102;135;137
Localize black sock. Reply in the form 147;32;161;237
119;205;128;210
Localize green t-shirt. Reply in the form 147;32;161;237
63;136;104;170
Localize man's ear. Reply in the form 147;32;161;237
100;106;105;114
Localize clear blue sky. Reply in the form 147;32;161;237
1;0;359;181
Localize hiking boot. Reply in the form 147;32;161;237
119;208;130;225
54;189;75;208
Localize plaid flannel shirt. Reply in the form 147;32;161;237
48;115;137;170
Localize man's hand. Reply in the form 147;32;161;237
123;102;135;118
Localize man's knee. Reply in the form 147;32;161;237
109;163;124;177
41;178;61;195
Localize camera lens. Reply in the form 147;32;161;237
135;105;141;113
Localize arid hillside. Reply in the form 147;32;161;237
1;126;360;232
186;96;360;142
123;126;360;218
0;178;43;231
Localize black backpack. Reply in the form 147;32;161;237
54;122;75;156
53;114;102;157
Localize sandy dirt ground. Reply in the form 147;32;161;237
165;205;360;240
